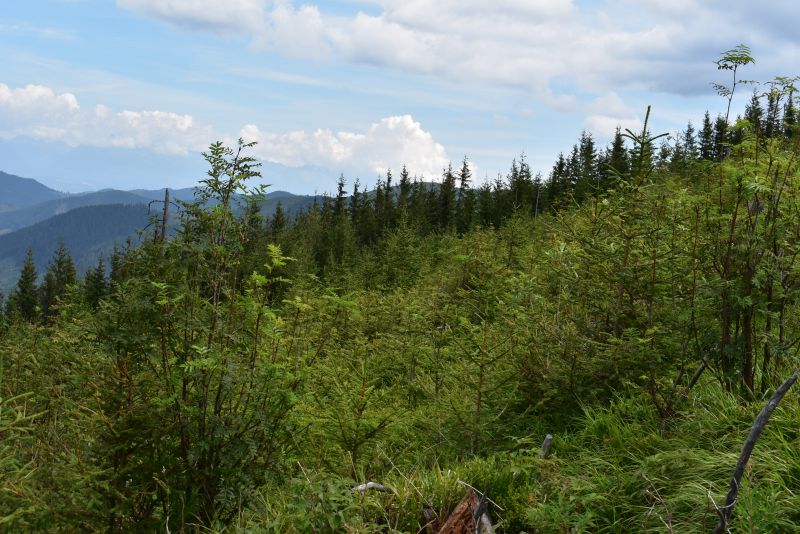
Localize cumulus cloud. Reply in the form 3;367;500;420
0;82;212;154
583;92;642;141
240;114;449;179
0;82;450;177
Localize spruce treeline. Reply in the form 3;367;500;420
2;242;120;322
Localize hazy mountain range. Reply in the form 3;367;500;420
0;171;318;292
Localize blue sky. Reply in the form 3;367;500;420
1;1;798;193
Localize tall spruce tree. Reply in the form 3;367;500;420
84;257;107;310
607;127;629;181
576;131;598;200
270;201;287;235
683;121;698;161
743;89;764;133
784;91;796;138
7;249;39;321
439;164;457;230
765;89;782;138
40;241;77;319
456;156;474;233
398;165;411;218
700;111;715;160
713;114;728;160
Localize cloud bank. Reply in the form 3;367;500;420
0;82;449;179
0;83;211;155
116;0;800;99
240;114;449;179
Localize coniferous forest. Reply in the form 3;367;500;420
4;46;800;532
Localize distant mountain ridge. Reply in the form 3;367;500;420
0;204;152;292
0;189;152;234
0;171;66;211
0;171;321;292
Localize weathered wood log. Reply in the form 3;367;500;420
712;368;799;534
438;489;494;534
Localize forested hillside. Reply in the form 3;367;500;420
3;48;800;533
0;190;151;234
0;171;65;211
0;204;151;292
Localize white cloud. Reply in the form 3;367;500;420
240;114;449;179
117;0;268;33
116;0;800;100
583;92;642;141
0;82;450;177
0;82;212;154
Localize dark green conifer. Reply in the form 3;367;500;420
270;201;287;235
700;111;715;160
684;121;698;161
398;165;411;217
713;114;728;160
784;91;796;138
40;241;77;319
608;127;629;180
84;257;107;310
7;249;39;321
439;164;457;230
577;131;598;200
765;89;781;138
456;156;474;233
743;89;763;134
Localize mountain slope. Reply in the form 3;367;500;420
0;204;152;292
0;171;65;211
0;190;150;234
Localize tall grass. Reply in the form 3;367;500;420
226;381;800;532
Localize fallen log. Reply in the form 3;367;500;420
437;488;494;534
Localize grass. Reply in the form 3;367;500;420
221;379;800;533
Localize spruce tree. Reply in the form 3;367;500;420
743;89;764;133
84;257;107;310
456;156;474;233
477;180;493;227
546;152;568;209
577;131;598;200
7;249;39;321
784;91;796;138
334;174;347;219
765;89;781;138
383;169;395;228
349;179;362;226
700;111;715;160
607;127;629;182
439;164;457;230
398;165;411;218
683;121;698;161
40;241;77;318
270;201;287;235
565;145;581;195
713;114;728;160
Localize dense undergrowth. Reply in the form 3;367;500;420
231;382;800;533
3;50;800;532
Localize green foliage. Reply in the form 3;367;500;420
8;51;800;532
6;248;39;321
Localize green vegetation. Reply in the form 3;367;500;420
2;49;800;532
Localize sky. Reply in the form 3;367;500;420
1;1;799;194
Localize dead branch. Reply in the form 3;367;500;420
712;368;799;534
